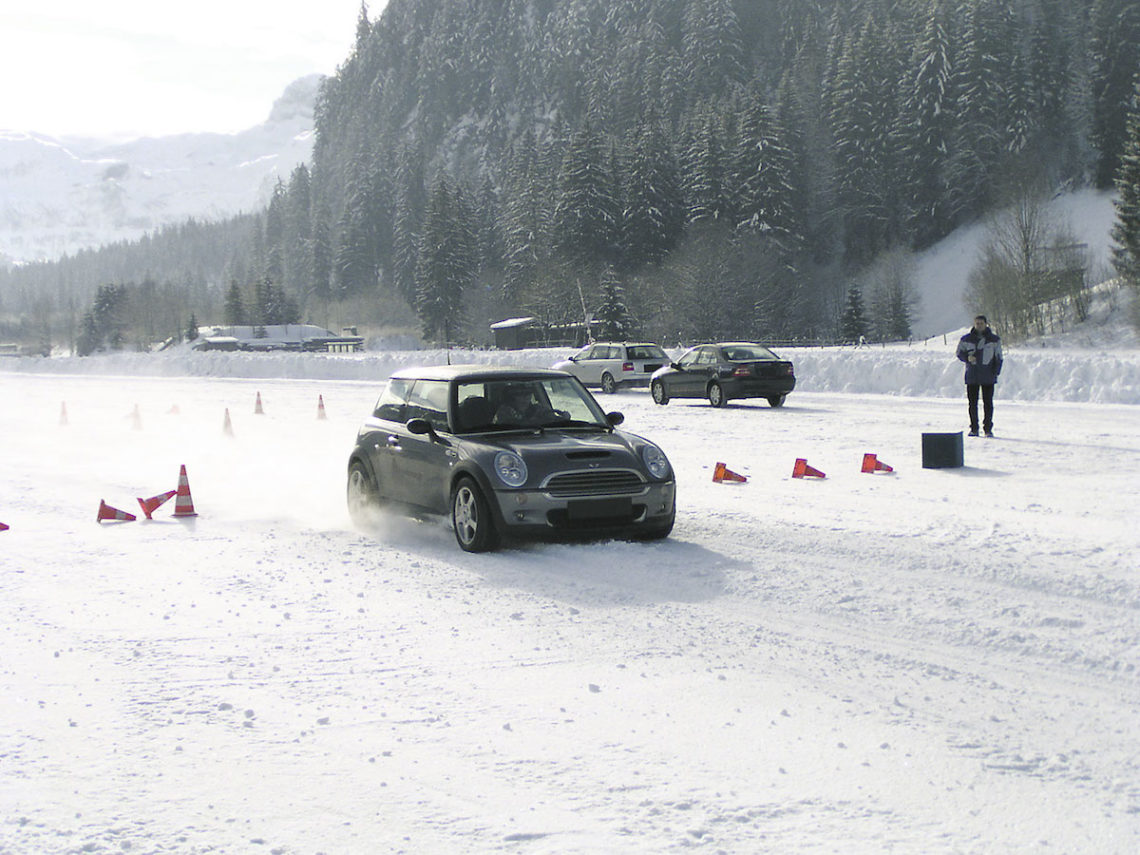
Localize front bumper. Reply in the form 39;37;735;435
492;479;675;533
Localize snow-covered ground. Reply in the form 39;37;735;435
2;322;1139;852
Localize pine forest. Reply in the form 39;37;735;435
3;0;1140;354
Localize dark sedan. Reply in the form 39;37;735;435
650;342;795;407
347;366;676;552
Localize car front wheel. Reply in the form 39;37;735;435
767;394;787;408
346;460;381;526
601;372;618;394
451;477;500;552
708;381;725;407
651;380;669;405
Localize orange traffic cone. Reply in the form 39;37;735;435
223;408;234;437
60;402;69;426
167;404;181;415
137;489;177;520
97;500;137;523
254;392;265;414
712;461;748;483
792;458;826;479
129;404;142;431
0;521;9;532
861;453;894;474
317;394;327;420
172;465;198;518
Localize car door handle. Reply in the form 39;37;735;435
387;435;401;448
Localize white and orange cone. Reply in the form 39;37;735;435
254;392;265;415
172;465;198;518
223;408;234;437
97;500;137;523
137;489;177;520
317;394;327;420
60;402;69;426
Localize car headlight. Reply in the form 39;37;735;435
641;444;671;480
494;451;528;487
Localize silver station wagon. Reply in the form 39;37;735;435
346;366;676;552
552;342;670;393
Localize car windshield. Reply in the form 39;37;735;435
722;345;777;361
454;377;610;432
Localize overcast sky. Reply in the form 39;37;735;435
1;1;383;140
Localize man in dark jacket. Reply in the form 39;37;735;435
956;315;1003;437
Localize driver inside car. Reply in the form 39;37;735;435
493;383;543;425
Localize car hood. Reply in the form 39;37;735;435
467;428;656;464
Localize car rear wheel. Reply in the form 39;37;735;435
767;394;787;408
651;379;669;405
451;477;500;552
601;372;618;394
707;381;725;407
346;460;381;526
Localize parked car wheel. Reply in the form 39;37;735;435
600;372;618;394
707;381;725;407
767;394;787;408
346;461;381;526
651;379;669;405
451;477;500;552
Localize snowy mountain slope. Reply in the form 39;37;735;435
910;188;1119;338
0;75;321;264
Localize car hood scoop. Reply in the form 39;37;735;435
564;450;612;460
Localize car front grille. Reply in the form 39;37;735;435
543;469;646;497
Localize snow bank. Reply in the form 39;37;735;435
4;339;1139;404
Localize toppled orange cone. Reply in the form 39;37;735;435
137;489;177;520
254;391;265;414
97;500;137;523
172;465;198;518
861;453;894;474
712;461;747;483
0;521;9;532
792;458;826;479
317;394;327;420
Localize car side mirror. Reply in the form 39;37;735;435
568;355;578;362
606;411;625;427
671;362;683;371
406;417;438;439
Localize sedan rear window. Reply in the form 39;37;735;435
723;345;777;361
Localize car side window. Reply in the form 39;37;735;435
373;378;412;421
405;380;450;432
677;349;699;368
694;348;715;365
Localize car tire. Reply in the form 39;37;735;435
451;477;500;553
346;460;381;526
767;394;787;408
707;381;725;407
601;372;617;394
651;380;669;405
634;515;674;541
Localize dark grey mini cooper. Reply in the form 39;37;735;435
346;366;676;552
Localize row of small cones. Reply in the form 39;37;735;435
253;391;328;419
713;453;893;483
97;464;197;523
60;394;329;428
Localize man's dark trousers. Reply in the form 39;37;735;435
967;383;994;434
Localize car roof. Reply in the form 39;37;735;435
389;364;573;383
